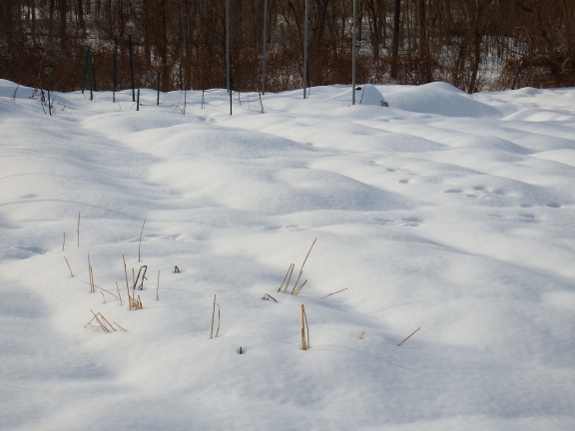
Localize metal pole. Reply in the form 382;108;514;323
303;0;309;99
129;35;135;102
157;72;161;105
352;0;357;105
82;47;90;94
226;0;232;115
45;68;52;116
262;0;268;94
112;39;117;103
89;57;94;101
226;0;231;93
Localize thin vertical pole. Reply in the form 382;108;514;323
89;56;94;101
226;0;231;93
137;88;140;111
352;0;357;105
303;0;309;99
112;38;117;103
129;35;135;102
262;0;268;94
226;0;232;115
82;47;90;94
46;69;52;116
157;72;161;105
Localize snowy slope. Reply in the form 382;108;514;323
1;80;575;431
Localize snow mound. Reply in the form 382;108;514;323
381;82;501;118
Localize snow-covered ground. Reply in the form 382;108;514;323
1;79;575;430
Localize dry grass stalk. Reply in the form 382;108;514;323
156;270;160;300
77;212;81;247
64;256;74;277
210;294;221;338
292;279;308;296
138;216;147;262
85;310;116;333
277;263;295;293
122;255;130;309
174;265;180;273
320;288;348;300
88;254;95;293
114;322;127;332
216;306;221;337
116;282;123;306
359;331;365;339
397;327;421;347
301;304;310;350
62;232;66;251
81;281;119;299
291;238;317;295
263;293;279;303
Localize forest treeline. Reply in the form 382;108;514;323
1;0;575;94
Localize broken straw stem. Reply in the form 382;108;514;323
397;327;421;347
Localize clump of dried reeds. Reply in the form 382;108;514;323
277;239;317;296
84;310;126;333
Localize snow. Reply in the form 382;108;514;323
1;79;575;430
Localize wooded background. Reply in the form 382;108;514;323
1;0;575;94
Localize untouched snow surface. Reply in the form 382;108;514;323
1;80;575;430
